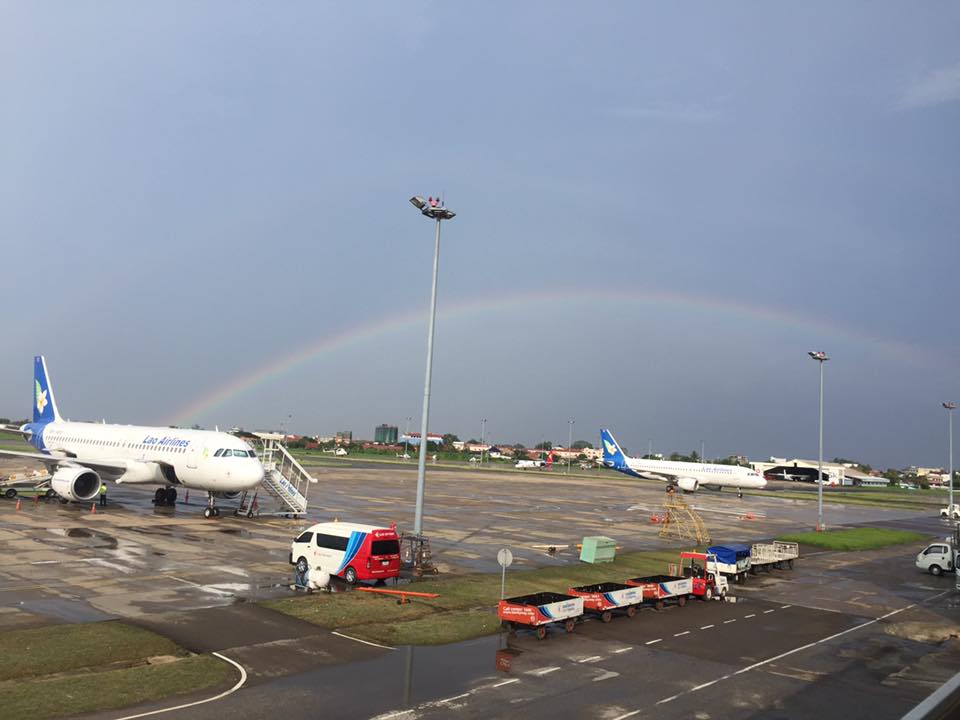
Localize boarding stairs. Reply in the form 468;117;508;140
236;433;315;518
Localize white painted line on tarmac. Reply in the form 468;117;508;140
612;711;641;720
580;655;603;663
645;638;662;645
613;647;633;653
656;694;679;704
331;630;395;650
744;613;756;618
593;670;620;682
370;711;413;720
167;576;233;597
723;619;737;624
780;604;792;609
110;651;247;720
674;630;690;637
529;666;561;676
763;609;775;614
490;678;520;688
700;624;714;629
439;693;470;704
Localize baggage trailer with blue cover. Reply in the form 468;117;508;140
567;582;643;622
498;591;584;639
707;543;752;584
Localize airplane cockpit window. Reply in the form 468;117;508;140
214;449;223;457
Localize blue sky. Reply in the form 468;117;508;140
2;3;958;469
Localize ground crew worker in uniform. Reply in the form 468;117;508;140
99;483;107;507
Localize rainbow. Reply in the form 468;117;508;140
169;287;947;426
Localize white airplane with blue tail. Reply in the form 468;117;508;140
600;429;766;498
0;356;263;517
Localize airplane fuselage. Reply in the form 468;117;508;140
619;457;767;489
22;420;263;492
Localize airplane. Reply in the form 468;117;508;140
600;429;767;498
0;356;264;518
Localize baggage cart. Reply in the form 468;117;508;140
498;592;584;639
625;574;694;610
707;544;752;583
749;541;799;573
567;582;643;622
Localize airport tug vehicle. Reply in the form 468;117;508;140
567;582;644;622
678;551;729;600
498;592;584;639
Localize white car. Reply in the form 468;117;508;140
916;542;957;576
940;503;960;520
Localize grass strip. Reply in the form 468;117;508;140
777;527;928;551
1;654;233;720
0;621;184;681
263;548;682;645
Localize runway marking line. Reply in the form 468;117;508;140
109;651;246;720
723;619;737;624
580;655;603;663
763;609;775;614
593;670;620;682
674;631;690;637
613;647;633;653
612;711;641;720
440;693;471;704
645;638;662;645
331;630;395;651
700;624;714;630
529;666;561;676
780;604;792;609
744;613;756;618
490;678;520;688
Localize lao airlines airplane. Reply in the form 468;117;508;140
0;357;263;518
600;429;766;498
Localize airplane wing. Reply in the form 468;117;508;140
0;425;29;435
0;448;128;475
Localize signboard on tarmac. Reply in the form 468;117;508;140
497;548;513;567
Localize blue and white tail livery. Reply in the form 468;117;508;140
600;429;628;469
33;355;61;425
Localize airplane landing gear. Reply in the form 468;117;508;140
203;493;221;519
153;487;178;506
737;489;743;499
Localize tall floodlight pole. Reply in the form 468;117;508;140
809;351;829;531
945;402;956;518
480;418;487;466
409;196;455;535
404;416;411;459
567;419;574;474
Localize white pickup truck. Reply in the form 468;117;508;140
916;540;958;576
940;504;960;520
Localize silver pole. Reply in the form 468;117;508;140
404;416;410;460
817;359;824;531
480;418;486;467
567;419;573;474
413;218;442;535
949;406;955;516
500;562;506;600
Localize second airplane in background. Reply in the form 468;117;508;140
600;429;766;498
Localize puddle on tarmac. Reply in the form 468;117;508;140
47;527;118;549
218;528;252;537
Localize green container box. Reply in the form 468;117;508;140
580;535;617;564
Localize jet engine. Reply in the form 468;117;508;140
676;477;699;493
51;467;102;502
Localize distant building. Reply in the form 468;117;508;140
335;430;353;445
374;424;399;444
400;432;443;446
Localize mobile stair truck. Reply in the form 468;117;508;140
706;544;751;584
567;582;643;622
625;574;694;610
499;592;584;639
749;541;799;573
677;551;729;600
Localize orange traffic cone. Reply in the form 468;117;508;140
15;498;22;511
90;503;97;514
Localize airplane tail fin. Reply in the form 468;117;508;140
600;429;628;467
33;356;61;424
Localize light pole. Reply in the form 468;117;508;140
480;418;486;467
944;402;956;517
409;195;455;536
809;351;829;531
567;419;574;474
404;416;411;459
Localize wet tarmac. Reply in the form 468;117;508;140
2;458;958;719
